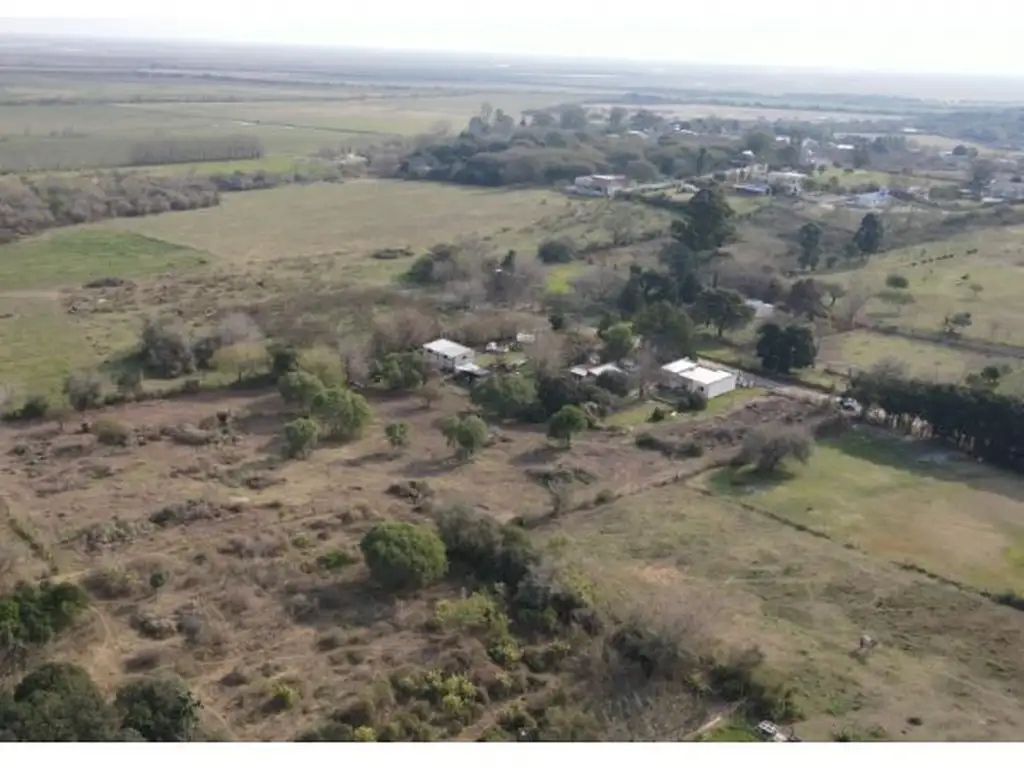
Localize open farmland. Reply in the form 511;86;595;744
692;427;1024;595
543;482;1024;741
830;225;1024;344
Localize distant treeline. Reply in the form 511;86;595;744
847;372;1024;472
127;135;264;166
397;127;737;187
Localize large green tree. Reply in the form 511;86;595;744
115;678;202;742
693;289;755;337
0;663;118;741
797;222;822;271
755;323;817;374
633;301;697;362
672;186;736;254
853;213;884;256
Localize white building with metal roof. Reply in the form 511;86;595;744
422;339;475;372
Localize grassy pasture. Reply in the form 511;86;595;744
545;482;1024;741
0;230;209;291
817;330;1024;391
694;427;1024;594
832;225;1024;343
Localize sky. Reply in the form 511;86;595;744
3;1;1024;77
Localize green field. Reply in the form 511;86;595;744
832;226;1024;343
0;230;209;291
695;427;1024;594
817;330;1024;391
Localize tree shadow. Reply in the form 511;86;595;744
703;465;798;498
400;455;460;477
340;450;395;468
511;443;564;466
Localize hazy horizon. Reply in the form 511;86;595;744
3;1;1024;79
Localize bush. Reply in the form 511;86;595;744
283;417;321;459
18;394;49;420
384;420;411;450
94;418;132;447
733;427;813;473
537;239;575;264
885;273;909;290
0;581;90;653
677;389;708;412
1;663;118;741
114;678;202;742
63;371;104;412
277;370;325;412
297;345;346;387
140;318;195;378
595;370;632;397
316;549;358;571
310;386;373;442
359;522;448;591
375;352;430;391
435;505;539;589
647;407;667;423
547;405;588;448
439;414;489;460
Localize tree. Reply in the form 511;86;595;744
283;417;321;459
537;239;575;264
969;158;997;193
0;663;118;741
548;310;567;331
733;427;813;474
376;352;430;391
559;105;588;131
278;370;325;413
797;222;822;271
943;311;973;337
672;187;736;254
784;279;828;321
600;322;634;362
115;678;202;742
755;323;817;374
297;345;346;387
633;301;696;362
310;387;373;441
547;405;588;448
439;414;489;460
743;131;775;157
63;371;103;413
211;342;268;383
140;318;195;378
470;375;538;421
853;213;884;256
384;421;410;451
885;273;909;290
608;106;628;131
359;522;448;592
113;368;144;399
692;288;755;337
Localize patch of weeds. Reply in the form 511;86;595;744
83;566;139;599
316;548;358;571
265;682;300;713
431;591;510;636
487;637;523;667
291;533;313;550
353;725;377;742
94;417;133;447
593;488;616;505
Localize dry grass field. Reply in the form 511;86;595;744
544;481;1024;741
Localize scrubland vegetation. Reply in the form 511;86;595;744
2;37;1024;743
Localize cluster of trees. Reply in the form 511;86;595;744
847;370;1024;471
795;213;884;272
397;120;737;188
127;135;263;166
277;361;373;459
755;323;817;375
0;663;201;741
0;581;90;670
0;174;220;242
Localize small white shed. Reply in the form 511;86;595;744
677;366;737;400
422;339;475;372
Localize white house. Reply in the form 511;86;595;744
744;299;775;319
673;365;737;399
422;339;475;372
766;170;807;195
659;357;698;388
573;174;628;197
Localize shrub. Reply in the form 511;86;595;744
283;417;321;459
63;371;104;412
113;368;145;398
433;592;510;635
266;683;300;712
316;549;358;571
384;420;411;450
375;352;430;391
310;386;373;442
2;663;118;741
595;369;632;397
210;342;269;382
537;239;575;264
0;581;90;652
297;345;346;387
439;414;489;460
677;389;708;412
359;522;448;591
277;370;325;412
487;637;523;667
885;273;909;290
94;418;132;447
140;318;195;378
18;394;49;420
435;505;538;589
114;678;202;742
733;426;814;473
647;407;667;423
547;405;588;448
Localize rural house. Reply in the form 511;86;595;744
571;174;628;197
661;359;737;399
422;338;475;372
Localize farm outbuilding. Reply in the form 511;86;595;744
661;360;737;399
422;338;475;372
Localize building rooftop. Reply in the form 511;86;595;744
423;338;474;358
662;358;698;375
679;366;735;386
